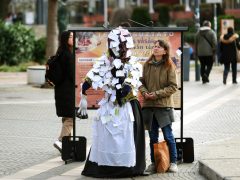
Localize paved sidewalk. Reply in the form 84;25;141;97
185;64;240;180
0;64;240;179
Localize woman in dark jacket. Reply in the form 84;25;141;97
220;27;240;84
53;31;75;153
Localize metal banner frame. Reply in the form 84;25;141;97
68;27;189;164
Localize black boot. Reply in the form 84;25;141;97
232;75;237;84
223;74;227;85
202;74;208;84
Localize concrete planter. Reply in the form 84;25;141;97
27;66;46;85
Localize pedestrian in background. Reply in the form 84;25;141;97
219;27;240;84
139;39;178;173
195;20;217;84
53;31;75;153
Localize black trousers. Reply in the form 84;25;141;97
224;60;237;82
198;56;214;81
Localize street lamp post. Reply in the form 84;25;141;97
104;0;108;27
194;0;200;81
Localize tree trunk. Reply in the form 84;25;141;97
0;0;11;20
46;0;58;59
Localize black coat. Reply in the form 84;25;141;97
54;49;75;118
220;34;240;63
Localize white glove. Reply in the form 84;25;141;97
77;94;88;119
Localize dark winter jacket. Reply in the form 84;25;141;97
195;26;217;56
220;33;240;63
54;49;75;118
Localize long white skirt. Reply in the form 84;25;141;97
89;101;136;167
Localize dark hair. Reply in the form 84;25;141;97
227;27;234;35
148;39;174;68
119;22;131;27
57;30;72;53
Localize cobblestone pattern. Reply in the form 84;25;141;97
3;66;239;179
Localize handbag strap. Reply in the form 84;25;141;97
201;34;213;48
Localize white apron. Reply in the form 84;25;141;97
89;100;136;167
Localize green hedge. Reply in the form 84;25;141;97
33;37;46;64
154;4;170;26
131;6;151;27
0;21;35;66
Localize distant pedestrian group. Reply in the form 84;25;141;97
195;20;240;85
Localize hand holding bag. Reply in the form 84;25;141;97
153;140;170;173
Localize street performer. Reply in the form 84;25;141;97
78;26;146;178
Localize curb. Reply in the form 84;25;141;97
199;160;224;180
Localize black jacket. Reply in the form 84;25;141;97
220;33;240;63
54;49;75;118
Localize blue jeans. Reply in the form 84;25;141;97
149;117;177;163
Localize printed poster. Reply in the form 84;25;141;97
75;31;182;109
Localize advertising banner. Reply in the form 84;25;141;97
74;29;184;109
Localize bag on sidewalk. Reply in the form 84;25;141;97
153;141;170;173
62;136;87;162
45;54;62;86
175;137;194;163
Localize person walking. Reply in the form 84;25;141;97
139;39;178;173
78;27;146;178
195;20;217;84
219;27;240;84
53;31;75;153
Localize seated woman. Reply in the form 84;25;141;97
78;27;146;178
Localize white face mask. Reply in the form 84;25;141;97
107;27;134;59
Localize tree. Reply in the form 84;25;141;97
58;0;69;35
131;6;151;27
46;0;58;58
109;8;132;27
0;0;11;20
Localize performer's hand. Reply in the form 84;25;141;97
77;94;88;119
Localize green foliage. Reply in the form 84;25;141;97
235;18;240;35
174;19;195;44
154;4;170;26
200;3;213;24
184;33;195;44
131;6;151;27
0;21;35;66
0;61;39;72
33;37;46;64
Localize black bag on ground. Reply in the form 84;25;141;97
62;136;87;162
45;54;62;86
175;137;194;163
